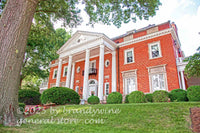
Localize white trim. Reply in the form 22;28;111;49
118;28;173;47
53;69;58;79
104;82;109;96
124;48;134;64
63;66;68;77
148;41;162;59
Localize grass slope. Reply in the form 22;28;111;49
1;102;200;133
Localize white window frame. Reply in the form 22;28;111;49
63;66;68;77
148;41;162;59
75;86;79;93
124;48;134;64
53;69;58;79
105;59;110;67
89;60;96;69
104;82;109;96
148;65;168;93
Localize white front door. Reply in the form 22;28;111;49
89;84;97;97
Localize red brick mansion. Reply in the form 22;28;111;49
45;21;188;101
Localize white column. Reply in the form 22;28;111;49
70;63;75;89
56;58;62;87
66;55;72;88
180;71;186;90
83;49;90;100
177;71;182;89
112;51;117;92
98;45;104;101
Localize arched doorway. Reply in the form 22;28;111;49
88;79;98;97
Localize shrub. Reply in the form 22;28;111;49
125;95;129;103
87;95;100;104
187;86;200;101
169;89;188;102
18;89;41;105
145;93;153;102
152;90;169;102
41;87;80;105
128;91;146;103
107;92;122;104
19;103;26;112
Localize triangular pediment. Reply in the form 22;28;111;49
57;31;104;54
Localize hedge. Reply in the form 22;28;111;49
87;95;100;104
128;91;146;103
107;92;122;104
169;89;188;102
18;89;41;105
187;86;200;101
41;87;80;105
145;93;153;102
152;90;169;102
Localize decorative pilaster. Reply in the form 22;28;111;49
66;55;72;88
180;71;186;90
112;51;117;92
56;58;62;87
98;45;104;101
83;49;90;100
70;63;75;89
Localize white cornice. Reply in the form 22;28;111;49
118;28;174;47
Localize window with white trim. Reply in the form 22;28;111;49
105;83;109;96
149;42;162;59
63;66;68;77
75;86;79;93
124;49;134;64
53;69;58;79
148;65;167;92
151;74;165;91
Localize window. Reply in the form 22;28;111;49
124;77;136;94
151;74;165;92
122;70;137;95
53;69;58;79
105;60;110;67
149;42;162;59
75;86;79;93
77;66;80;73
124;49;134;64
148;65;167;92
105;83;109;96
63;66;68;77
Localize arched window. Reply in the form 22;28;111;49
89;80;95;84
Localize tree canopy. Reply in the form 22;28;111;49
184;47;200;78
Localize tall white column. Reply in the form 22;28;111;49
112;51;117;92
180;71;186;90
177;71;182;89
70;63;75;89
98;45;104;101
56;58;62;87
66;55;72;88
83;49;90;100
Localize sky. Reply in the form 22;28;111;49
55;0;200;57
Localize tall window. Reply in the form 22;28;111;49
75;86;79;93
148;65;167;92
124;49;134;64
63;66;68;77
151;74;165;92
53;69;58;79
105;83;109;96
125;77;136;94
149;42;162;59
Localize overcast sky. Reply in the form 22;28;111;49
55;0;200;57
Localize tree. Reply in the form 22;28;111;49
184;47;200;78
0;0;161;126
21;25;71;89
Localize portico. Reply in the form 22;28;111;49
55;31;117;101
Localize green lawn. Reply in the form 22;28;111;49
1;102;200;133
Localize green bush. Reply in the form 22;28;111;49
169;89;188;102
152;90;169;102
18;89;41;105
87;95;100;104
125;95;129;103
187;86;200;101
128;91;146;103
107;92;122;104
19;103;26;112
41;87;80;105
145;93;153;102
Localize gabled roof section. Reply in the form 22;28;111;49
57;30;116;54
